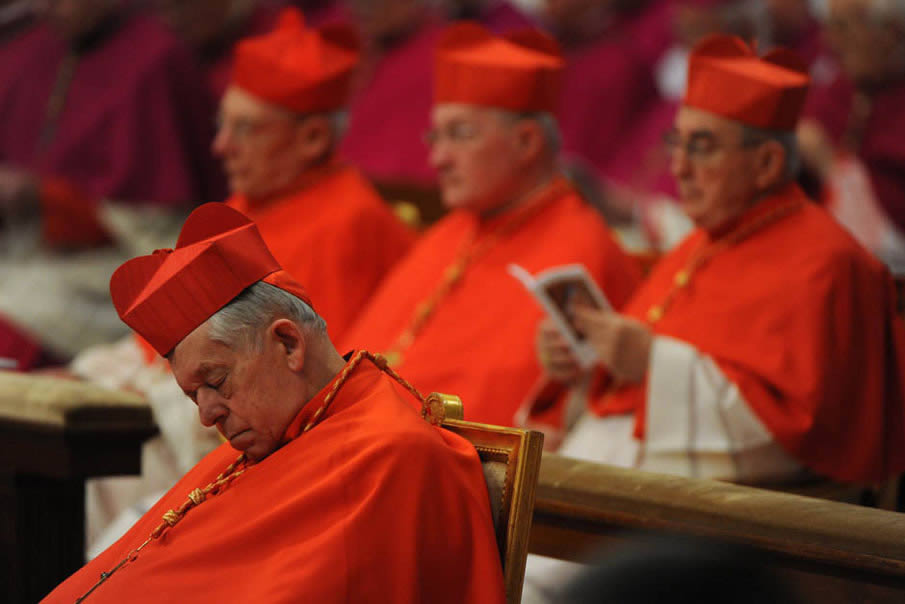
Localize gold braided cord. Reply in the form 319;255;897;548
382;179;569;366
75;350;431;603
644;197;806;326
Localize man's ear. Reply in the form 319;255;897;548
514;119;545;163
269;319;306;372
753;139;787;190
295;115;333;164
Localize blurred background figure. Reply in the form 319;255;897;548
557;535;799;604
800;0;905;273
443;0;536;31
152;0;348;100
0;0;224;370
338;0;445;187
341;22;641;432
0;0;34;42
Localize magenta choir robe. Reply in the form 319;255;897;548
557;33;660;185
0;12;225;208
339;18;445;187
805;73;905;232
454;1;536;32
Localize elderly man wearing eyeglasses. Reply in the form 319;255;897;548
520;32;905;604
340;22;641;432
528;32;905;487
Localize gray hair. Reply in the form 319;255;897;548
498;110;563;156
741;124;801;182
207;281;326;350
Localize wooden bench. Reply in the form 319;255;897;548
529;453;905;603
0;373;156;604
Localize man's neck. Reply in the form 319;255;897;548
704;181;791;238
478;166;558;221
304;341;349;401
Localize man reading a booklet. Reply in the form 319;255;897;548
525;33;905;487
340;22;641;429
520;33;905;604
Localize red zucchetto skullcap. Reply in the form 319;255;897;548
232;7;359;113
684;34;810;131
434;22;564;113
110;203;313;356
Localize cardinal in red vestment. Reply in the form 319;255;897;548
341;22;642;430
43;202;505;604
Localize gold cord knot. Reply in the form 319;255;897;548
188;488;205;505
371;353;389;370
162;509;181;527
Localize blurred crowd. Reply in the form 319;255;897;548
4;1;904;260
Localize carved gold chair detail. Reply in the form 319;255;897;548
429;393;545;604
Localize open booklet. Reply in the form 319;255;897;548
508;263;611;370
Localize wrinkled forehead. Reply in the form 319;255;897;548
169;322;228;378
674;105;744;139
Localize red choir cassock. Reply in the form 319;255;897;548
341;24;642;428
43;202;505;603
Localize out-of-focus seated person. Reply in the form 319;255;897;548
542;0;661;192
152;0;348;100
42;202;506;604
444;0;536;31
0;0;224;369
799;0;905;272
341;22;641;431
76;7;414;555
523;34;905;485
521;35;905;604
0;0;34;42
339;0;446;186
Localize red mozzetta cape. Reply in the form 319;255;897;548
340;179;641;428
43;357;505;603
226;164;415;342
590;184;905;484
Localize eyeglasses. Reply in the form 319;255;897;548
662;130;764;161
422;121;480;147
214;113;306;141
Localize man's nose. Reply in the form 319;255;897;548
429;141;452;171
670;148;692;180
211;127;231;157
197;389;226;428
